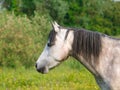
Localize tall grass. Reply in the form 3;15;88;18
0;12;50;68
0;60;99;90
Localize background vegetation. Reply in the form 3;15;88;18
0;0;119;68
0;0;119;89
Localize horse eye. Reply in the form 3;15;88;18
47;43;52;47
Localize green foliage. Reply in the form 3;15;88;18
3;0;35;15
0;0;120;68
64;0;120;35
0;12;50;68
44;0;69;23
21;0;35;16
3;0;120;35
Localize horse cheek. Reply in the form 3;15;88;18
61;46;69;60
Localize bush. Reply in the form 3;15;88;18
0;12;51;68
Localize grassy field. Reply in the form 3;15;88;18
0;58;100;90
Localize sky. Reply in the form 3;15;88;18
114;0;120;1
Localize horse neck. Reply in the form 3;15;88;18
71;36;120;75
71;54;99;75
70;29;102;75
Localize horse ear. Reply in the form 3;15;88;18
51;21;60;32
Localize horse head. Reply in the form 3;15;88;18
35;22;73;74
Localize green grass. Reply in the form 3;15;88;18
0;59;100;90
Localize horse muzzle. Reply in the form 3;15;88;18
35;63;48;74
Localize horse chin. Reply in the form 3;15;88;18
43;68;49;74
49;66;56;70
49;61;61;71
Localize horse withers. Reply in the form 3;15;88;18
35;22;120;90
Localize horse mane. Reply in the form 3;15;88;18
72;29;102;59
48;27;102;59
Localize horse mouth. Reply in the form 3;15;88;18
36;65;57;74
36;61;60;74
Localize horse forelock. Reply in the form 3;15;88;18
48;30;57;46
72;29;102;60
48;28;71;45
